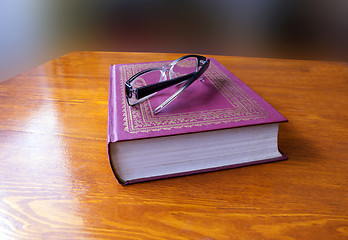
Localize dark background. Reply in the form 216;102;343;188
66;0;348;61
1;0;347;82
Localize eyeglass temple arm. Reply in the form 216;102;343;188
135;72;195;100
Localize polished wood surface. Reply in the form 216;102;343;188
1;51;347;239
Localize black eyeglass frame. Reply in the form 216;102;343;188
125;55;210;108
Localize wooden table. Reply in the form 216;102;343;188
1;51;347;239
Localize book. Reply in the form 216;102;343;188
108;58;287;185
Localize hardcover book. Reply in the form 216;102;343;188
108;58;287;185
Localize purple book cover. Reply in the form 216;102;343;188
108;58;287;185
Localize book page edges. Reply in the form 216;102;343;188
119;153;287;186
109;123;287;186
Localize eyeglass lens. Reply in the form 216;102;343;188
127;56;202;112
169;57;199;79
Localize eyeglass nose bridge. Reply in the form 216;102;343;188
161;64;171;72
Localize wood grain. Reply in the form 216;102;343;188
0;51;347;239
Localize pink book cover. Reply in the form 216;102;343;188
108;58;287;185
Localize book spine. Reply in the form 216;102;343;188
108;65;127;185
108;65;118;143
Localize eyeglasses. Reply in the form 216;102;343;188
125;55;210;114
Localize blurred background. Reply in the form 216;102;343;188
1;0;347;82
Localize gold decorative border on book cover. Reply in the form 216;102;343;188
119;61;269;133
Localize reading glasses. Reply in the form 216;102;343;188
125;55;210;114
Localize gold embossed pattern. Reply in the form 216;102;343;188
119;61;268;133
